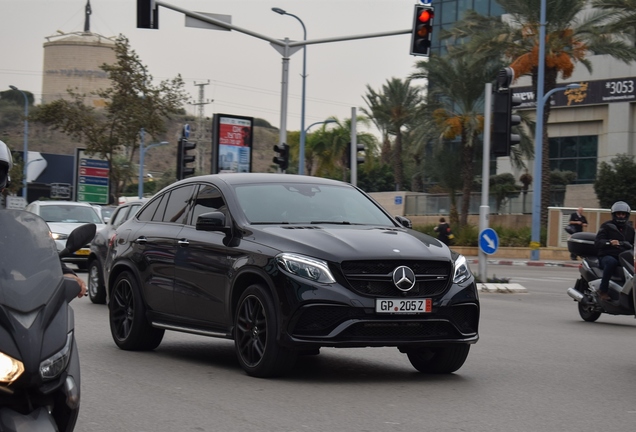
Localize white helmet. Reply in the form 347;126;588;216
610;201;631;226
0;140;13;190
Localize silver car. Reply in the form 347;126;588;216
24;200;106;270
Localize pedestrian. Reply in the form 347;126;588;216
434;217;452;245
568;207;588;260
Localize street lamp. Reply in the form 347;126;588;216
138;140;168;198
9;85;29;200
530;82;581;260
272;7;308;175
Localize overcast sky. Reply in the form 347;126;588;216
1;0;426;134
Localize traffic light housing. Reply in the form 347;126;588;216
137;0;159;29
177;138;196;180
346;142;365;169
410;5;434;56
492;67;522;157
273;143;289;171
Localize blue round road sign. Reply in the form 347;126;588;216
479;228;499;255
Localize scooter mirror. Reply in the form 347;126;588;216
59;224;96;258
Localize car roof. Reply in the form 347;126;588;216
173;173;349;187
32;200;96;207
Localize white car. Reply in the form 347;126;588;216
24;200;106;270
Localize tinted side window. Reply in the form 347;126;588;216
189;184;227;225
111;207;129;228
137;195;163;222
163;185;196;224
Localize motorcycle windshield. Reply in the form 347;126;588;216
0;210;63;312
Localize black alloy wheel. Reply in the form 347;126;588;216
109;271;164;350
234;284;297;378
87;259;106;304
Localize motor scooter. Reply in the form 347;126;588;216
566;231;636;322
0;210;95;431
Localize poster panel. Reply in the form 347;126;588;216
211;114;253;174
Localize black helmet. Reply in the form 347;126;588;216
0;140;13;190
610;201;631;226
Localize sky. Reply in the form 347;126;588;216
1;0;425;135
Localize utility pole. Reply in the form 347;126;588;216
192;80;211;174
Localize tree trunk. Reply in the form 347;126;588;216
459;130;474;227
393;130;404;190
381;133;391;165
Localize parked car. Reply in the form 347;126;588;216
105;174;479;378
87;199;147;304
24;200;105;269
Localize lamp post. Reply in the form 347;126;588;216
138;140;168;198
9;85;29;200
272;7;307;175
530;82;581;260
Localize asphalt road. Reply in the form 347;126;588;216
71;265;636;432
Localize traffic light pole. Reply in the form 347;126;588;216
478;83;492;281
144;1;409;159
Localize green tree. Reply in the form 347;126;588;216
362;78;423;190
490;173;522;213
445;0;636;225
411;54;503;227
30;35;187;200
593;154;636;208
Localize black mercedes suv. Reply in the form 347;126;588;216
104;173;479;377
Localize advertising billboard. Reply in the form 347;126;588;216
211;114;253;174
74;148;110;204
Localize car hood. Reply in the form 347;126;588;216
48;222;106;236
250;225;451;262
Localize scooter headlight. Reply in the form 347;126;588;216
0;352;24;384
40;331;73;380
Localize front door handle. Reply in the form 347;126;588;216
178;239;190;247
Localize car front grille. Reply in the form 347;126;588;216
338;321;459;340
339;260;452;298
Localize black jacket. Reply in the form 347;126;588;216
594;221;635;258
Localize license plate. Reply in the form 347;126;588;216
375;298;432;314
74;249;90;256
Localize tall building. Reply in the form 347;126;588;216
40;0;115;107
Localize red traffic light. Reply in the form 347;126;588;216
418;9;433;23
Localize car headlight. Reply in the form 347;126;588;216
276;253;336;284
51;232;68;241
0;352;24;385
40;331;73;380
453;254;471;284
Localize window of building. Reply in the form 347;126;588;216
549;135;598;184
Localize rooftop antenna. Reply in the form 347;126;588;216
84;0;92;32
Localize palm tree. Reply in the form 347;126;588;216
362;78;423;190
411;54;504;227
443;0;636;224
592;0;636;33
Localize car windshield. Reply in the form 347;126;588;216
40;205;103;224
233;182;396;226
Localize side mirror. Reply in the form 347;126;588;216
59;223;97;258
395;215;412;229
196;211;231;235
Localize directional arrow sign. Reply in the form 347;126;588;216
479;228;499;255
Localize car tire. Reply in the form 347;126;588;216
109;271;164;351
87;259;106;304
406;344;470;374
234;284;297;378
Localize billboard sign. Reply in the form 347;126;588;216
211;114;253;174
74;148;109;204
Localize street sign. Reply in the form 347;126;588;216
74;149;109;204
479;228;499;255
183;124;190;139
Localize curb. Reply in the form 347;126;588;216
477;283;527;293
467;258;580;268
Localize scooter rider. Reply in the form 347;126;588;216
594;201;635;301
0;140;86;297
